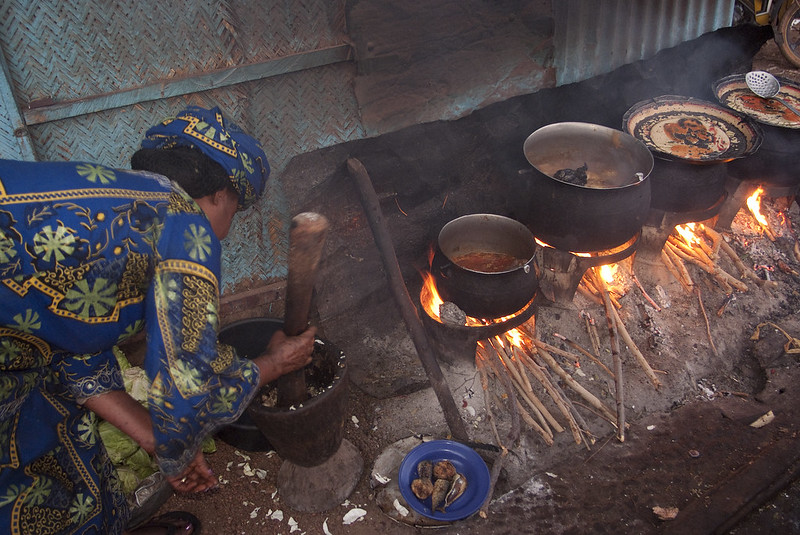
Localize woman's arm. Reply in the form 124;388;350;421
252;327;317;388
84;390;217;492
83;390;155;454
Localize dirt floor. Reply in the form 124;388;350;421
155;201;800;535
148;30;800;535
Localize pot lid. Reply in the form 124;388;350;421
622;95;763;163
713;74;800;129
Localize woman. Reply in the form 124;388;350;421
0;106;315;534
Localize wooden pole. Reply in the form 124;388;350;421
276;212;329;407
347;158;469;441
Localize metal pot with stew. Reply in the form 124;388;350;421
431;213;539;319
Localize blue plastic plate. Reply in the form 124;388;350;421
398;439;491;521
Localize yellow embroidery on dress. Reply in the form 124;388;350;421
0;327;53;360
168;191;199;215
0;188;170;206
117;252;151;301
211;342;235;374
153;260;219;398
180;275;214;354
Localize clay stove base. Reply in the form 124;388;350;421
276;439;363;513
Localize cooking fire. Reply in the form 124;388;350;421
419;183;797;454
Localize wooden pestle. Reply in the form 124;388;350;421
275;212;329;408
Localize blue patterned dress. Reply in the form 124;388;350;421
0;159;260;534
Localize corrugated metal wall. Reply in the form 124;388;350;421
0;0;736;292
553;0;735;86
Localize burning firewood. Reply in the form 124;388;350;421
746;186;776;241
586;268;662;391
581;311;603;358
488;338;560;437
663;241;695;291
513;345;585;446
712;230;778;293
661;224;757;294
695;288;719;357
551;332;615;380
603;290;625;442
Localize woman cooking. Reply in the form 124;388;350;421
0;106;316;534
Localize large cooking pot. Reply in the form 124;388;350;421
432;213;539;319
648;158;727;213
522;122;653;253
622;95;763;214
726;122;800;189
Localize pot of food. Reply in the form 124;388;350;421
431;213;539;319
623;95;763;213
521;122;654;253
714;74;799;189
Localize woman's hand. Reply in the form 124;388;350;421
166;450;218;493
253;327;317;387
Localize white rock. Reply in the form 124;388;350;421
393;499;409;517
342;508;367;525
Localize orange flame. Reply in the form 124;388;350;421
746;186;769;229
598;264;617;284
675;222;700;246
420;271;444;320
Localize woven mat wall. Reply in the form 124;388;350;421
0;0;363;291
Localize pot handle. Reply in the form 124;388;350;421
437;261;454;279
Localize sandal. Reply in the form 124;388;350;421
127;511;201;535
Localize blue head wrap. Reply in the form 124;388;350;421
141;106;269;210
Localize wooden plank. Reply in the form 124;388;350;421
23;44;353;126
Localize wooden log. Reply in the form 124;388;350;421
608;301;662;389
552;332;615;379
348;158;468;441
668;236;714;269
664;243;694;291
276;212;329;407
595;270;625;443
477;344;521;445
661;248;691;291
632;273;661;311
668;239;713;272
515;346;583;445
577;282;604;306
696;287;719;357
475;351;504;449
489;339;559;434
581;311;603;359
699;223;722;256
531;344;618;424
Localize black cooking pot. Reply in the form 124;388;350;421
649;157;727;213
432;213;539;319
726;123;800;189
522;122;653;253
